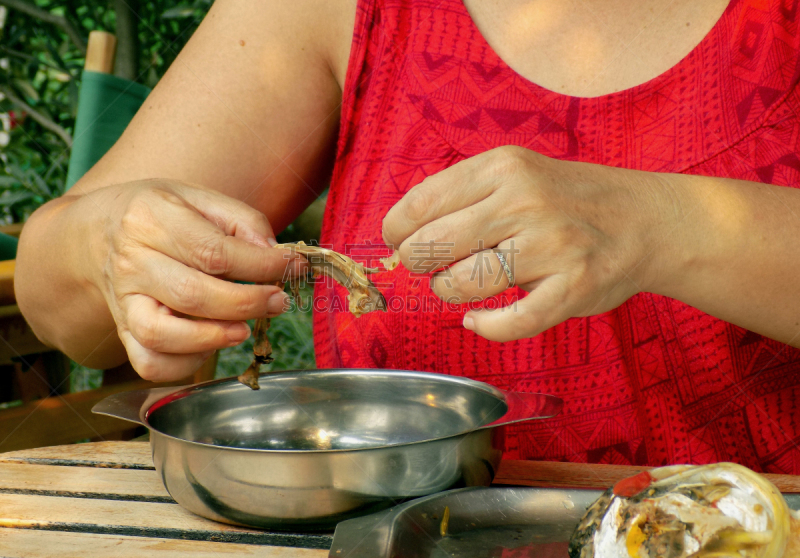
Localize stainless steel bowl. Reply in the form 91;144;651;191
93;369;562;530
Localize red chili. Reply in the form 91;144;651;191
613;471;654;498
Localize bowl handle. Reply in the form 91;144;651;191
481;392;564;429
92;385;186;425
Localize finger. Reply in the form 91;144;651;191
126;193;306;282
431;245;518;303
397;195;513;272
431;235;539;302
121;327;217;382
462;275;574;342
137;250;291;320
175;184;278;247
122;293;251;354
382;151;502;247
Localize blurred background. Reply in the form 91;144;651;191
0;0;318;408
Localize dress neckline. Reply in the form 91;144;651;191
454;0;737;101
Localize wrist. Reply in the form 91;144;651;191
16;193;126;364
626;170;695;298
37;193;109;293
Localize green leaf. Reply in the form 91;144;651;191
12;79;39;102
161;6;196;19
67;78;79;115
0;190;37;206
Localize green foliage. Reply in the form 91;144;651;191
0;0;319;395
69;360;103;392
0;0;211;221
127;0;214;89
216;284;317;379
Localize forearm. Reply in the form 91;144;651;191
651;172;800;347
16;195;126;369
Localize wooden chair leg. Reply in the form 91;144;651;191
0;364;14;403
11;352;69;402
43;351;71;395
102;361;140;386
11;355;50;402
193;351;218;383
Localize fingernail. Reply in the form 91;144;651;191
225;322;250;342
267;291;291;313
463;315;475;330
267;237;278;247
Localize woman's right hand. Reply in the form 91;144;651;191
80;180;305;381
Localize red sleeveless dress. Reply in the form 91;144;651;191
314;0;800;472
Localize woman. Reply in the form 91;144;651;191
16;0;800;471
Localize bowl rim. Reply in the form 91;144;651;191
141;369;511;454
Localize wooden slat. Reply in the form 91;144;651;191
9;445;800;493
84;31;117;74
0;223;24;238
0;313;52;364
493;460;649;489
10;444;800;492
0;462;170;501
0;259;15;306
0;304;24;319
0;528;327;558
0;441;153;469
0;493;333;548
0;380;154;452
494;460;800;493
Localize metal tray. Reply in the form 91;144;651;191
328;487;800;558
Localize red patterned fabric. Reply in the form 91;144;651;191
313;0;800;472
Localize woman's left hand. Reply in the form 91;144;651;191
382;146;681;342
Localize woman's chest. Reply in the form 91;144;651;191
335;0;800;175
461;0;731;98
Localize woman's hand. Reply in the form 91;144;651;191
15;0;353;380
76;180;304;381
382;146;679;342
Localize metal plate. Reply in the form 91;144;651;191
328;487;600;558
329;487;800;558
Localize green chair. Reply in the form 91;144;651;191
65;69;150;190
0;232;17;260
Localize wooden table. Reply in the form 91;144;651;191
3;441;799;557
0;442;331;558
